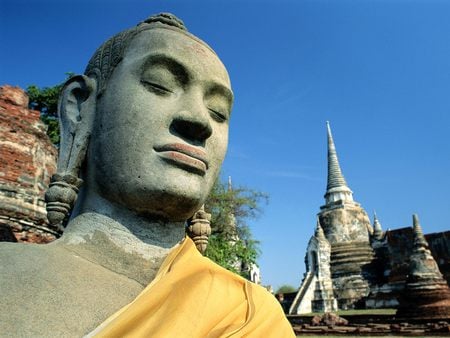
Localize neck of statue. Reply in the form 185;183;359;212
58;190;186;285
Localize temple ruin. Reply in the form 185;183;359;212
0;85;57;243
290;122;449;317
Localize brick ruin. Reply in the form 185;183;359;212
290;122;450;320
396;215;450;320
0;85;57;243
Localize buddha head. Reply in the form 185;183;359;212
46;13;233;227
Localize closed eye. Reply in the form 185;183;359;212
208;108;227;123
141;80;172;95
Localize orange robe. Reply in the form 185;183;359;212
89;237;295;337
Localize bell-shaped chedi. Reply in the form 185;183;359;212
0;85;57;243
397;214;450;320
318;122;374;309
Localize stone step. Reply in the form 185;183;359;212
332;250;373;258
332;251;373;259
332;245;373;252
332;254;373;262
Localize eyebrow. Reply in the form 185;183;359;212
141;54;190;85
208;83;234;108
141;54;234;104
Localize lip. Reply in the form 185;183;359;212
154;143;209;176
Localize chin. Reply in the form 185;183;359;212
119;181;209;222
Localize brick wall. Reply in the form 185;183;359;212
0;85;57;243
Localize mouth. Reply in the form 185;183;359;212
154;143;209;176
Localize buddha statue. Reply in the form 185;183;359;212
0;13;294;337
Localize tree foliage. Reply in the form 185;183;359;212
26;73;73;145
204;178;268;279
275;285;297;294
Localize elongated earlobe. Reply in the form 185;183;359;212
45;75;97;231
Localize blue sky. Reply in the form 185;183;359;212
1;0;449;290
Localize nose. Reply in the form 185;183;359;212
170;102;212;145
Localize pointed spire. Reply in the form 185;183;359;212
372;211;383;240
324;122;353;204
315;217;326;241
397;213;450;320
412;214;428;249
228;176;233;192
326;121;348;190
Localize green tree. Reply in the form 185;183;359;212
26;73;73;145
204;177;268;279
275;285;297;294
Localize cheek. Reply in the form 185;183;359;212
208;126;229;170
97;95;169;139
215;126;229;160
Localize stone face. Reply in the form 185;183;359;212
0;85;57;243
79;25;231;223
0;13;237;337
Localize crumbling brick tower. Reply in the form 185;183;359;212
0;85;57;243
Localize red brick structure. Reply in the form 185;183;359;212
0;85;57;243
396;215;450;320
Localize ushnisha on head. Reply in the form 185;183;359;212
46;13;233;231
85;13;209;95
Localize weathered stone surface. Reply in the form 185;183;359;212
426;230;450;285
319;202;372;243
0;85;57;243
311;315;322;326
397;215;450;320
291;316;450;336
0;13;237;337
290;220;337;314
319;177;374;306
292;124;449;314
321;312;348;326
291;124;375;312
186;205;211;254
309;313;348;327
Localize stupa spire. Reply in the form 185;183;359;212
372;211;383;240
397;214;450;320
315;217;326;241
326;121;348;190
324;122;353;204
412;214;428;249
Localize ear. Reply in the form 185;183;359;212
57;75;97;176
